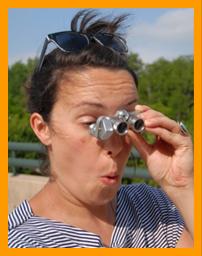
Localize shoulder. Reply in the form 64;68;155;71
8;200;42;248
117;183;185;247
118;183;185;219
8;201;80;248
119;183;180;210
8;200;33;230
118;183;167;204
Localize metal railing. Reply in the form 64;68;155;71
8;142;150;179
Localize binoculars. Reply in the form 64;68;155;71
89;109;144;140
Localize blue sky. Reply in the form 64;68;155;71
8;8;193;65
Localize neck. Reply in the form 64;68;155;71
29;179;117;228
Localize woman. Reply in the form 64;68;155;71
8;9;193;248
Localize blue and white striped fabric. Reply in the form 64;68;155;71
8;183;184;248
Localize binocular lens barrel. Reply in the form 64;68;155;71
129;118;144;133
116;122;128;135
113;119;128;136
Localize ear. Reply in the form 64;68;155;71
30;113;52;146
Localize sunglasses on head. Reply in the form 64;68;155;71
37;31;128;71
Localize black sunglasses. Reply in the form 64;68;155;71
37;31;128;71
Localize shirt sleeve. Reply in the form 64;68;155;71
154;187;185;247
139;184;185;247
125;183;185;248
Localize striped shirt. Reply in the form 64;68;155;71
8;183;184;248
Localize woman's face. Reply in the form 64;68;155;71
48;67;138;206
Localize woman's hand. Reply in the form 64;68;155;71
127;104;194;239
127;104;193;191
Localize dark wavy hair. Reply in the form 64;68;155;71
26;9;138;122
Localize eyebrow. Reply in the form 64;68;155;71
73;101;105;109
127;99;138;105
73;98;138;110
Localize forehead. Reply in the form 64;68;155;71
58;67;138;109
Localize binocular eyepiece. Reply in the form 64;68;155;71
89;109;144;140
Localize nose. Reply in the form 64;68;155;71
102;133;124;157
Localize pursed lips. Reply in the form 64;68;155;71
100;169;120;185
101;172;119;178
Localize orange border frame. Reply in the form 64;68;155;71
0;1;201;256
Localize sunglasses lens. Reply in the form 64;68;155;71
95;33;127;53
38;31;128;71
52;32;89;52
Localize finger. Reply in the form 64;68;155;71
145;127;192;148
135;104;151;112
145;116;180;134
136;108;164;120
127;130;153;161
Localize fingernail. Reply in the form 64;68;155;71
135;105;142;111
144;120;150;126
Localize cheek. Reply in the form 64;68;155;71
52;122;98;155
79;137;87;144
78;137;99;154
70;134;97;155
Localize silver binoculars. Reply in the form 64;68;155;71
89;109;144;140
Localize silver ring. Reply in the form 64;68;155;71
178;121;189;136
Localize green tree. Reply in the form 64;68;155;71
8;59;37;142
127;52;144;74
137;56;193;134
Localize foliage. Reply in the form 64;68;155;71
8;59;38;143
138;56;193;134
127;52;144;74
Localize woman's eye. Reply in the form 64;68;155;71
82;120;96;126
84;122;94;126
79;116;97;126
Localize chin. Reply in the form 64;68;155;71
94;182;120;205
